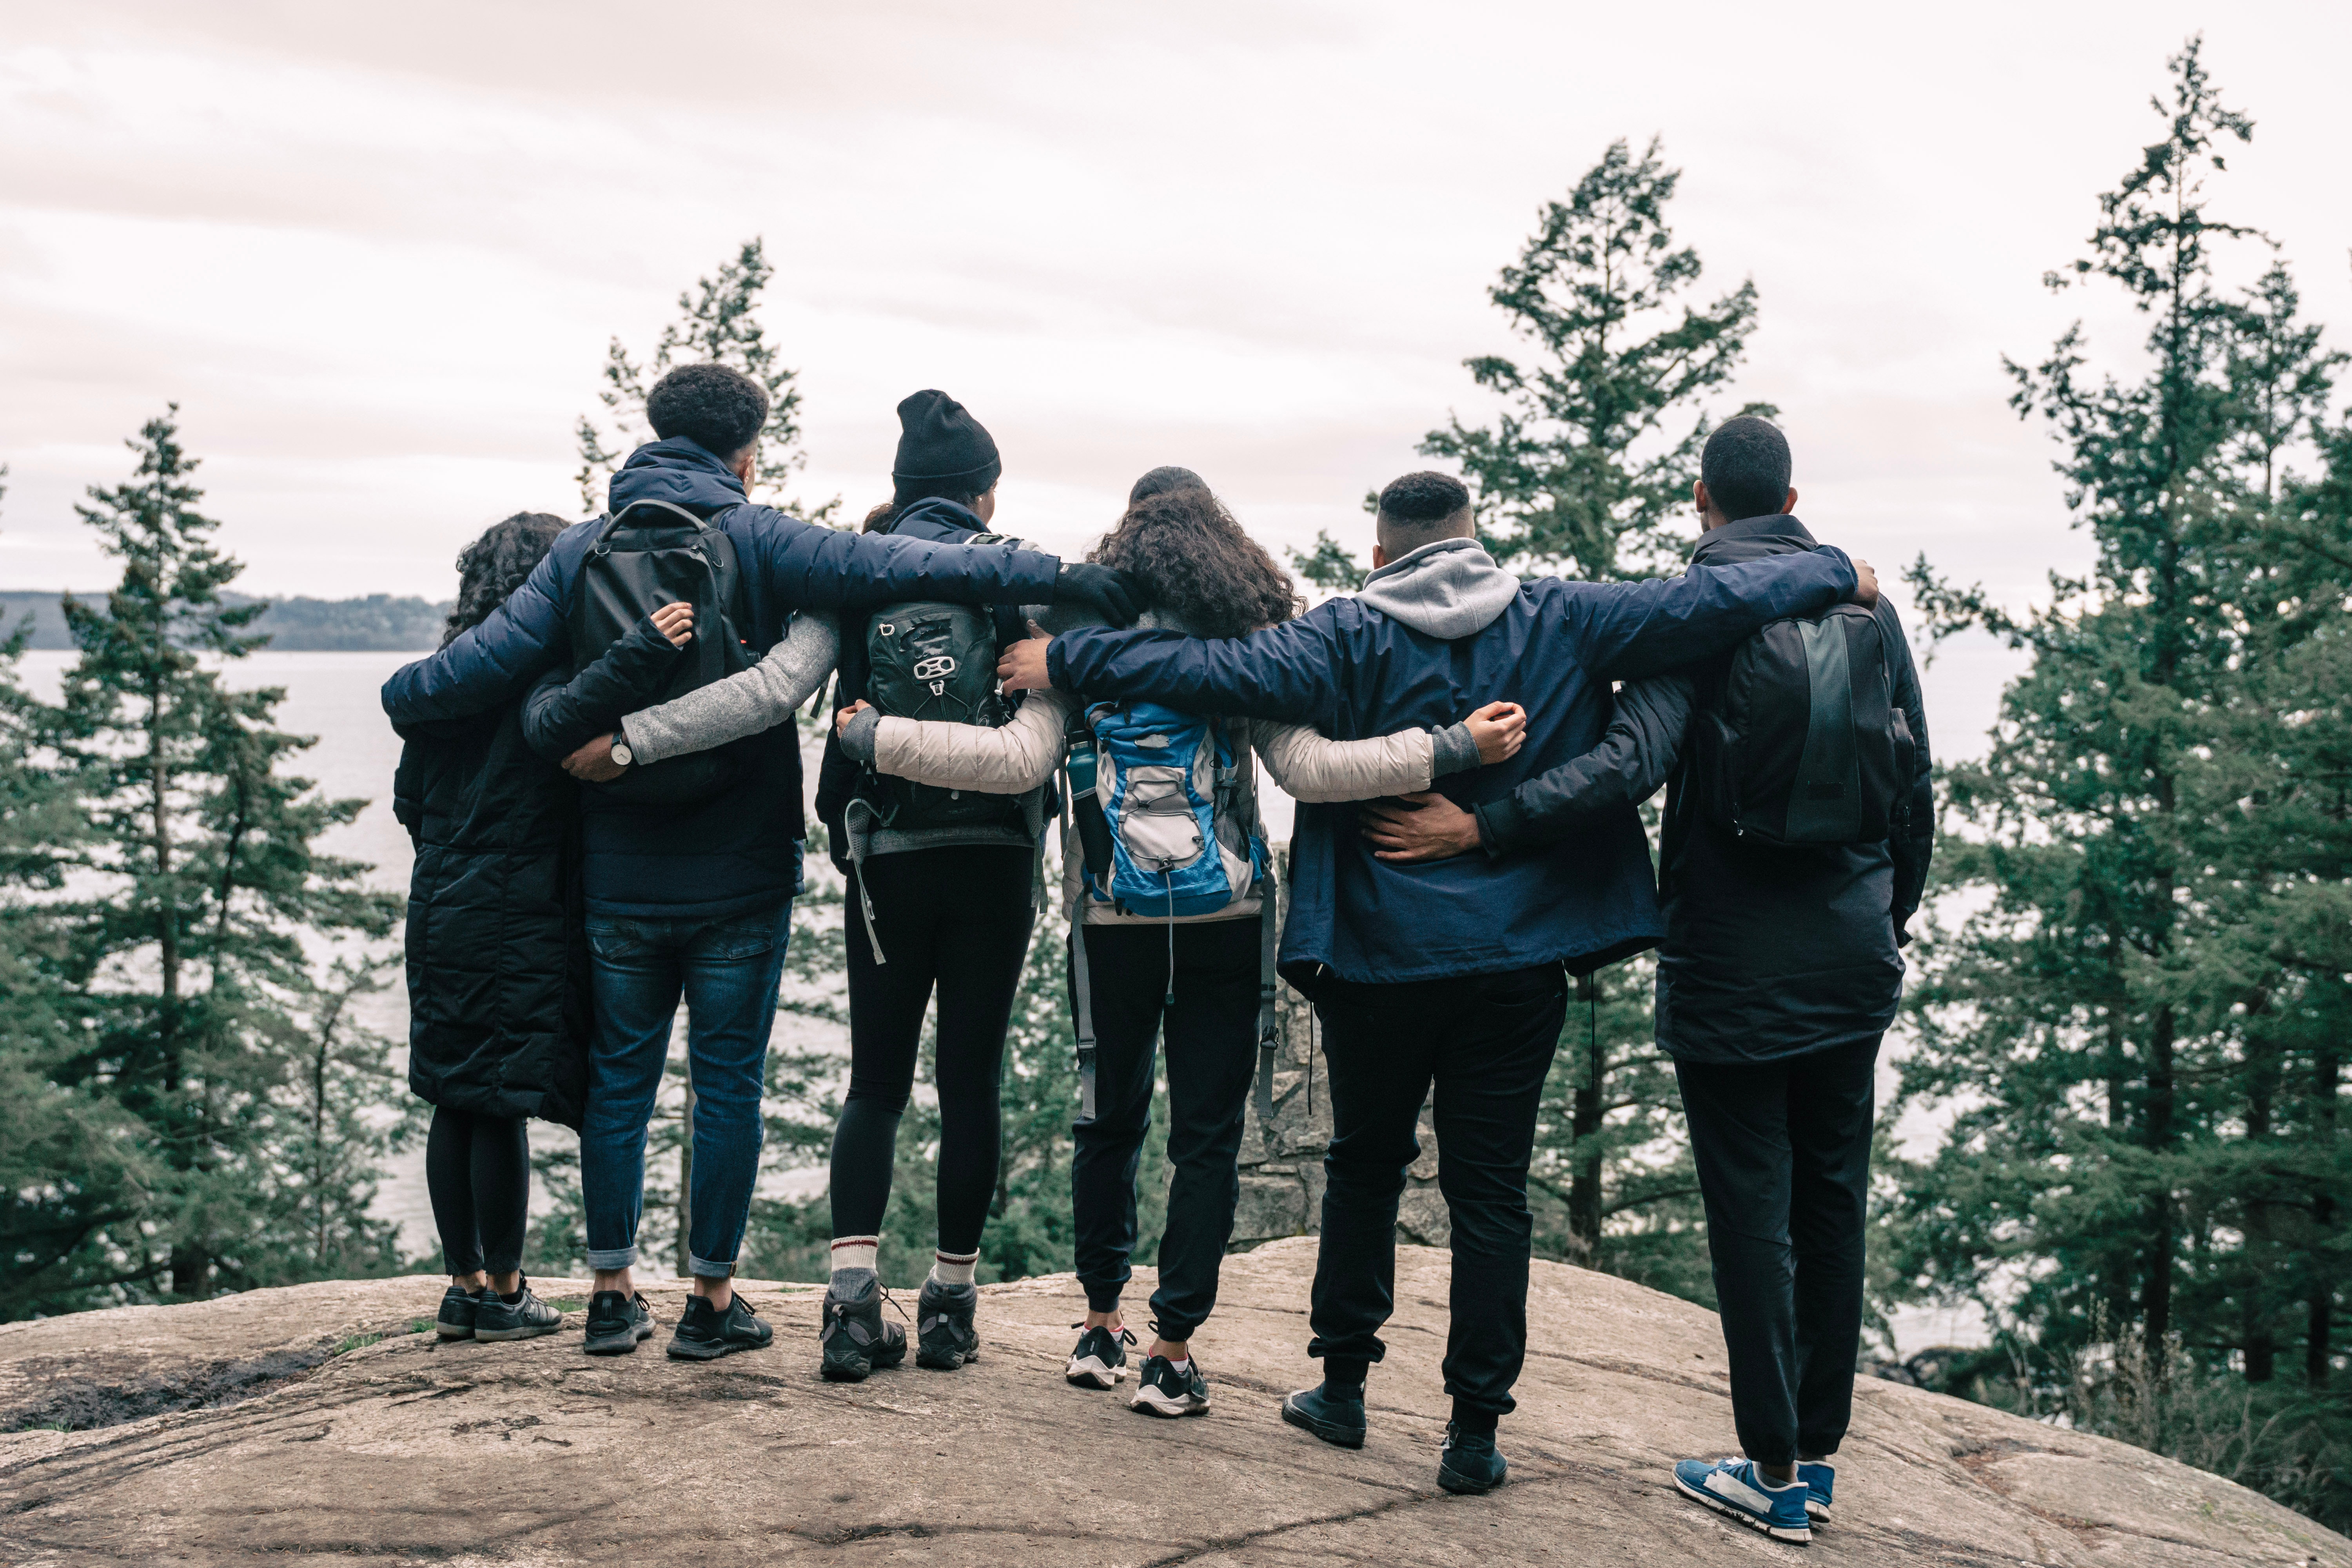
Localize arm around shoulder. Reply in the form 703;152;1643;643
871;688;1074;793
621;612;840;765
1250;719;1435;802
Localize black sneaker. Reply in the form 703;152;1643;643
1130;1354;1210;1417
583;1290;655;1356
435;1283;483;1341
915;1278;980;1370
474;1278;564;1342
1280;1381;1367;1449
1065;1323;1134;1389
1439;1423;1508;1495
667;1292;773;1361
819;1270;907;1383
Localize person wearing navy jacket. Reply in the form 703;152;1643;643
999;469;1876;1497
382;364;1139;1362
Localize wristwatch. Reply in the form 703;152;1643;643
608;730;633;768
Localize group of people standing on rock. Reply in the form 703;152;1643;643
388;359;1929;1545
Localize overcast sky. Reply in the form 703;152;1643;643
2;0;2347;756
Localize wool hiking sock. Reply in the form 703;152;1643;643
829;1236;880;1278
930;1249;978;1287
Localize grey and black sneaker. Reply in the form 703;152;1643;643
667;1292;774;1361
1065;1323;1134;1388
1130;1354;1210;1417
819;1269;908;1383
915;1278;980;1370
583;1290;655;1356
474;1278;564;1342
436;1283;483;1340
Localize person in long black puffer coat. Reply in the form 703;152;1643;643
394;510;694;1345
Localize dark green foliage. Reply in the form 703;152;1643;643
1421;136;1769;579
1890;38;2352;1530
575;238;838;524
3;411;404;1316
1287;531;1365;595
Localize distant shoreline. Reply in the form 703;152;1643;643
1;590;451;653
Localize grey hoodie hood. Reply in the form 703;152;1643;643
1356;537;1521;640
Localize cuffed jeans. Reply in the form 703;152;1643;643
581;902;791;1277
1306;964;1568;1417
1675;1034;1879;1465
1071;917;1262;1341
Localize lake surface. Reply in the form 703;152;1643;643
12;648;1986;1355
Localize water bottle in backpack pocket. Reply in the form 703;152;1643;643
570;499;754;810
1085;702;1263;917
1687;601;1914;846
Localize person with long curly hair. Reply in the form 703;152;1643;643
829;468;1526;1414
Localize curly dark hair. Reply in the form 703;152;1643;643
1087;483;1302;639
444;512;568;646
645;363;769;459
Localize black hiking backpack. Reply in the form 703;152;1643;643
570;499;753;809
1685;601;1915;846
855;557;1032;835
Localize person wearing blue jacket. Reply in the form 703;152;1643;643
999;469;1876;1497
381;364;1140;1362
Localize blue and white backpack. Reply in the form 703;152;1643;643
1082;701;1264;917
1062;700;1281;1125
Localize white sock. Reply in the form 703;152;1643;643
1167;1356;1191;1374
829;1236;879;1276
930;1249;978;1287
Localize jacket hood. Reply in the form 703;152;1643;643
875;495;987;540
1690;512;1817;568
608;437;749;516
1356;537;1521;640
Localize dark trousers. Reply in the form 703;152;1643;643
833;845;1036;1257
1070;917;1262;1341
426;1107;530;1278
1675;1035;1880;1465
1307;964;1568;1417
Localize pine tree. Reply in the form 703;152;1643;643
575;238;838;522
1893;44;2352;1520
1421;136;1769;580
1287;530;1366;598
34;410;399;1305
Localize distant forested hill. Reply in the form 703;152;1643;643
0;591;450;651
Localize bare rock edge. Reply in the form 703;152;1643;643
0;1238;2339;1566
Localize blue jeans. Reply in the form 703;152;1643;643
581;902;791;1277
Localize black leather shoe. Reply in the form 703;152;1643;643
1280;1381;1368;1449
1438;1422;1508;1495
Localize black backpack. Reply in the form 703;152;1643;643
570;499;753;809
1686;601;1914;846
855;586;1029;834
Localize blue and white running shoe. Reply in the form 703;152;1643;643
1672;1456;1813;1544
1797;1461;1834;1525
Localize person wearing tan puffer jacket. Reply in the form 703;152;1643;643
833;470;1526;1419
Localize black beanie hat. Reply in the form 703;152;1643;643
1128;465;1207;504
891;389;1001;492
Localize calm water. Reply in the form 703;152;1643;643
12;649;1982;1353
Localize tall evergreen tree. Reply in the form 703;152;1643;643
1891;42;2352;1519
28;410;399;1307
575;238;837;522
1421;136;1768;580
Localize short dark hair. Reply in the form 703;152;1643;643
1374;470;1473;555
1700;416;1792;524
645;363;769;460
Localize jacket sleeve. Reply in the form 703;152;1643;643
620;612;840;765
1047;608;1350;727
1474;675;1693;856
746;508;1062;611
870;688;1073;794
519;619;686;761
1564;547;1857;682
1882;603;1935;944
1249;719;1434;802
381;530;576;724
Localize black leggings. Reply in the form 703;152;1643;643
833;844;1036;1258
426;1107;531;1278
